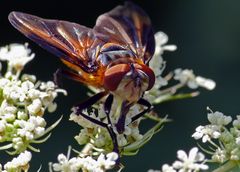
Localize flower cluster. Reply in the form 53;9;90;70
0;43;66;171
50;147;118;172
148;147;208;172
192;108;240;164
0;151;32;172
0;43;35;72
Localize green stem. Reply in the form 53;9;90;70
212;161;237;172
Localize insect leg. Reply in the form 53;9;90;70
104;94;114;126
103;94;120;154
115;101;131;134
75;92;119;155
75;91;108;110
75;109;119;154
131;98;153;122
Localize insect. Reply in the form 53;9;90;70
9;2;156;154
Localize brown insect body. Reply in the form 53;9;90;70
8;2;156;155
8;2;155;103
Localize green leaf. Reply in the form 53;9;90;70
123;116;168;154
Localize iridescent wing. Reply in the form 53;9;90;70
94;2;155;64
8;12;102;74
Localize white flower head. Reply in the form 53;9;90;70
212;148;227;163
51;149;118;172
52;153;81;172
148;169;161;172
154;31;177;56
233;115;240;129
192;125;221;142
0;43;35;70
161;164;176;172
174;68;216;90
4;151;32;171
174;68;198;89
148;31;176;90
172;147;208;171
207;109;232;126
196;76;216;90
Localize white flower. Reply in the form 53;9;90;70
161;164;176;172
154;32;177;56
97;152;118;169
212;148;227;163
207;110;232;126
74;129;90;145
172;147;208;171
174;69;198;89
52;151;118;172
17;111;28;120
52;154;80;172
148;31;176;90
0;43;35;70
15;116;46;140
174;69;216;90
27;99;43;115
236;137;240;145
117;134;128;147
131;127;143;141
148;169;161;172
12;137;24;150
233;115;240;128
0;120;6;132
4;151;32;170
192;125;221;142
195;76;216;90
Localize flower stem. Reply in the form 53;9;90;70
212;161;237;172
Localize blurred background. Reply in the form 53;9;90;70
1;0;240;171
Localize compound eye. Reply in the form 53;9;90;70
134;64;155;90
103;64;130;91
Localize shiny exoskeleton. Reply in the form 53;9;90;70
9;2;156;156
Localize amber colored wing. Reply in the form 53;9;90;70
94;2;155;64
8;12;102;74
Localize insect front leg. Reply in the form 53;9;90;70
131;98;153;122
115;101;131;134
103;94;119;153
74;92;120;155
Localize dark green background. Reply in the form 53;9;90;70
1;0;240;171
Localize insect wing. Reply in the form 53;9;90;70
8;12;100;73
94;2;155;63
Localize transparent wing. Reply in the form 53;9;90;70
9;12;102;73
94;2;155;63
